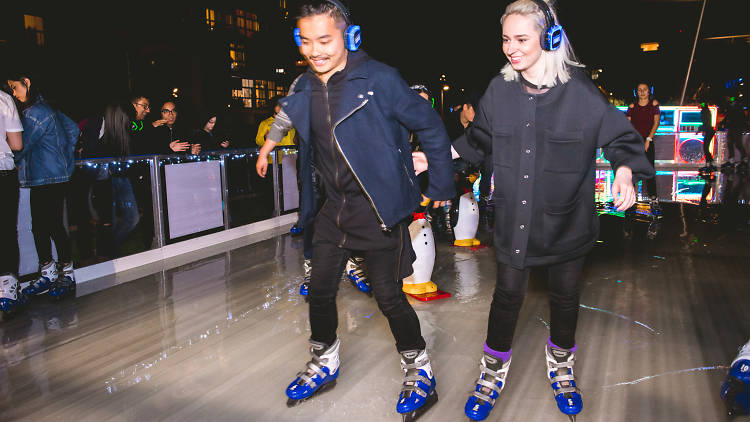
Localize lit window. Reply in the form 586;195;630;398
206;9;216;28
229;43;246;70
24;15;45;46
232;79;285;109
640;42;659;52
232;9;259;37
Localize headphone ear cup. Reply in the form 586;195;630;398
293;28;302;47
344;25;361;51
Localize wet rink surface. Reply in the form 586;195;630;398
1;201;750;421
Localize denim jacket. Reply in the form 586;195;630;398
15;96;79;187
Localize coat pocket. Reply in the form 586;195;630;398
543;129;583;174
542;196;588;251
492;125;515;168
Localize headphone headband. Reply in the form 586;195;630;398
326;0;352;24
529;0;556;31
528;0;563;51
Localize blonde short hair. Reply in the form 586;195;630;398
500;0;583;87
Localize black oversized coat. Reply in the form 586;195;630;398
453;70;654;269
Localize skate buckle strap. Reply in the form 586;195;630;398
400;354;432;398
402;375;432;398
297;355;328;388
472;362;506;405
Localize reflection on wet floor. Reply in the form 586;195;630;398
1;177;750;421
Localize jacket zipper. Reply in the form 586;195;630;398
398;148;415;187
332;98;389;231
395;223;404;284
324;83;347;246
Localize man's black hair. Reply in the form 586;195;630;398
460;89;481;110
296;0;348;25
129;92;149;103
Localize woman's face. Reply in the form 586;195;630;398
637;84;650;101
7;79;29;103
204;117;216;132
502;14;544;76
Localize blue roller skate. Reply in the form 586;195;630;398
286;338;340;407
545;340;583;421
290;224;303;236
49;262;75;300
346;257;372;296
721;339;750;417
465;351;512;421
397;349;438;422
299;259;311;301
0;274;29;318
22;261;58;296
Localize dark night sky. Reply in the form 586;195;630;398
338;0;749;105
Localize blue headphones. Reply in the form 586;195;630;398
530;0;562;51
294;0;362;52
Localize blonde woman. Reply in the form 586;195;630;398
415;0;654;420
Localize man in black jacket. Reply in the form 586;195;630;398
278;1;454;419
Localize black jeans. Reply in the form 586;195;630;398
703;129;716;162
0;170;20;275
479;156;493;199
486;256;585;351
30;182;71;265
644;142;657;199
309;237;426;353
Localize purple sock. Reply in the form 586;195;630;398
548;337;577;353
484;342;512;363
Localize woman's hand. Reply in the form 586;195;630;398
220;140;230;148
612;166;636;211
190;143;201;155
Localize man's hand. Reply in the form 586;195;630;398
169;140;189;152
412;151;428;175
256;154;269;178
612;166;636;211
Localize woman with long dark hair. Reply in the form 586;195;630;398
7;72;78;299
192;111;230;151
101;101;141;257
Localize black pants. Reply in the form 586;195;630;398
644;142;657;199
309;239;426;352
703;129;716;162
0;170;20;275
479;156;493;199
727;130;747;161
486;256;585;351
30;182;71;265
